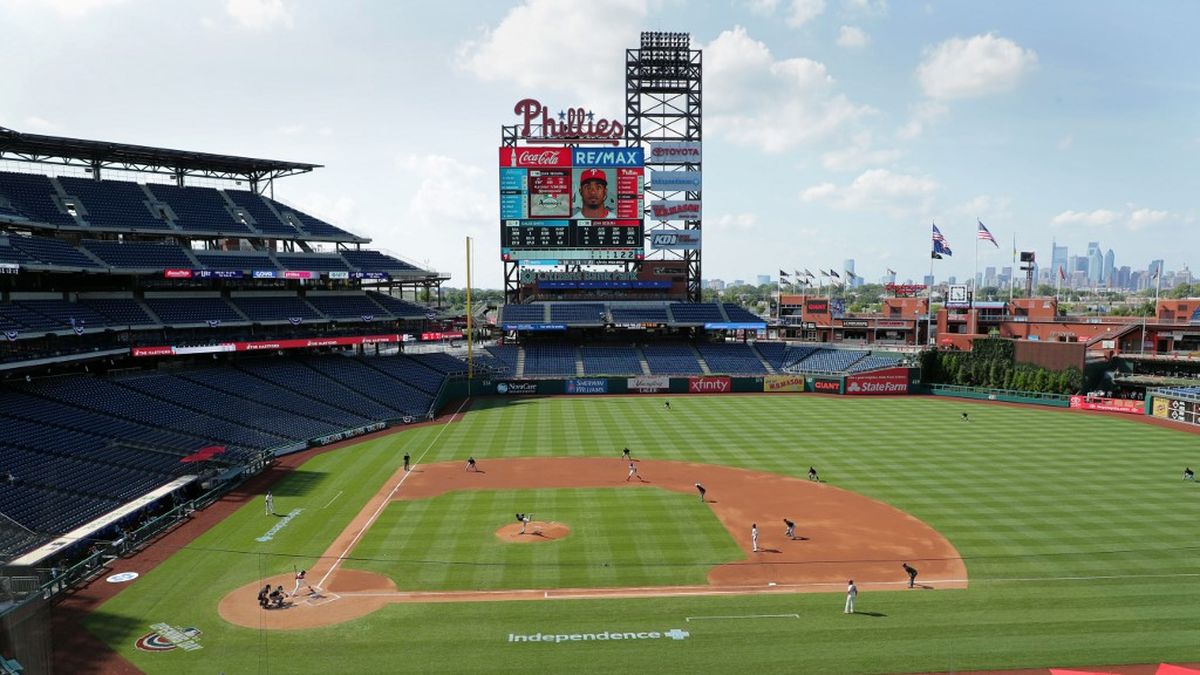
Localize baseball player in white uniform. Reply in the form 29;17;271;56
845;580;858;613
751;523;759;552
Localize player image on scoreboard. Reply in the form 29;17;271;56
572;168;613;220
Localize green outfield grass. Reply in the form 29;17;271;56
85;395;1200;674
348;488;742;590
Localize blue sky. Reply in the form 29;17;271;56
1;0;1196;287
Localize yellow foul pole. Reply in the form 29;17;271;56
465;236;474;382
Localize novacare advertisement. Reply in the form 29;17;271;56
844;367;909;395
764;375;807;392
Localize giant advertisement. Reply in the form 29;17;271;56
845;367;909;395
648;142;702;165
649;230;701;250
688;376;731;394
764;375;807;392
499;146;644;263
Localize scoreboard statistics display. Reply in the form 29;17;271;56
500;146;644;262
1152;396;1200;426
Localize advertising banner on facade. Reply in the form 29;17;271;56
495;381;540;395
565;378;609;394
688;376;731;394
627;376;670;392
649;170;701;191
649;229;701;250
764;375;807;392
811;378;842;393
845;367;909;395
648;142;702;165
649;200;702;221
1069;395;1144;415
131;334;400;357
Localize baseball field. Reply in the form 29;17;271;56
82;395;1200;674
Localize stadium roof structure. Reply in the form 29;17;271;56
0;126;320;186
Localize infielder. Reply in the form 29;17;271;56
626;461;642;482
751;523;759;552
264;490;274;515
695;483;706;502
783;518;796;540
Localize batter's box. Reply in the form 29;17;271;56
303;591;340;607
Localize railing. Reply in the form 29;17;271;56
921;383;1072;406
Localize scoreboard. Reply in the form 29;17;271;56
499;147;644;263
1152;396;1200;426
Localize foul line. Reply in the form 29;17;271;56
322;491;343;509
315;398;471;591
686;614;799;622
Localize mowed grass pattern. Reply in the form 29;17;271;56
85;395;1200;674
349;488;742;590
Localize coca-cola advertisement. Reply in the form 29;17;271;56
845;367;910;395
688;376;731;394
499;147;572;168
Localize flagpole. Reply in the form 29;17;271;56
1009;232;1016;302
973;222;979;308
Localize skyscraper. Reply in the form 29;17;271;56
1051;241;1068;281
1103;249;1115;286
1087;242;1102;284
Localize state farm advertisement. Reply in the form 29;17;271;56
764;375;807;393
844;367;909;395
688;376;731;394
132;334;400;357
1069;396;1144;415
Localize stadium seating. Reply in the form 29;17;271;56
275;253;350;272
500;304;547;324
0;237;32;265
669;303;724;324
753;342;788;371
303;356;435;416
407;352;469;375
180;367;374;428
581;345;642;375
81;298;157;326
366;292;430;318
15;300;110;330
144;296;244;325
845;354;904;372
722;303;763;323
81;239;195;270
549;303;606;325
642;344;704;374
522;345;578;376
230;295;323;322
610;305;669;324
193;251;276;272
223;190;302;237
790;348;868;373
234;358;401;421
58;176;171;231
305;294;388;320
144;183;252;234
343;250;419;273
7;235;103;269
780;345;821;370
263;197;359;240
697;343;767;374
0;172;78;228
483;345;520;373
0;303;64;332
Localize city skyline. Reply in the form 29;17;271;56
1;1;1196;288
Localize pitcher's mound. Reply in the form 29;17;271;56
495;522;570;542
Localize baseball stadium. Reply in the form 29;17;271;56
1;30;1199;675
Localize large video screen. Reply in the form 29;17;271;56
499;146;644;263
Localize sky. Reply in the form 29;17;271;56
1;0;1198;288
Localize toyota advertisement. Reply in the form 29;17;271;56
844;368;910;395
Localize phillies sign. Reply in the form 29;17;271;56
513;98;623;144
845;367;909;395
688;376;731;394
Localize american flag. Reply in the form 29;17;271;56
932;223;952;256
829;269;841;279
886;267;896;275
977;220;999;247
1059;266;1066;280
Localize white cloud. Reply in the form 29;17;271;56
225;0;294;32
4;0;130;19
842;0;887;16
740;0;779;14
704;26;872;152
709;213;758;231
801;168;938;214
1051;209;1121;227
786;0;826;27
896;100;947;140
1056;134;1073;151
275;124;306;136
821;131;900;171
916;33;1038;101
951;195;1013;226
395;154;497;271
836;25;870;48
22;116;59;132
456;0;650;113
1128;207;1169;231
